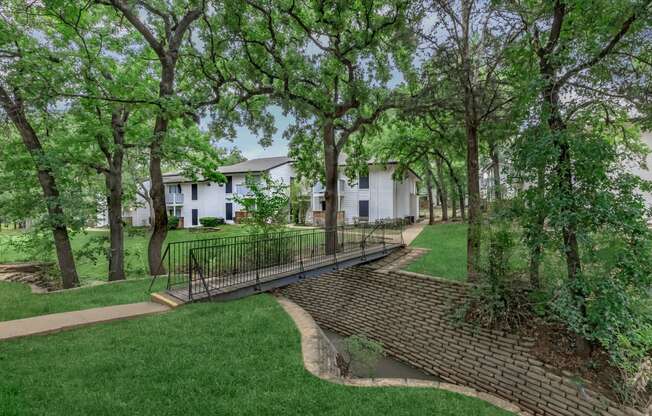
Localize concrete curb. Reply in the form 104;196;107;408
275;296;530;416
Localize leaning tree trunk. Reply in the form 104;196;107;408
147;64;174;275
0;88;79;288
323;121;339;254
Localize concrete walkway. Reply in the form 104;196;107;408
0;302;170;341
402;221;426;245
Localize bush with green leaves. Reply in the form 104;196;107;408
199;217;224;227
342;335;384;378
167;216;180;230
465;211;534;331
232;174;290;234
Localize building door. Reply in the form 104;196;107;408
191;209;198;226
359;200;369;218
320;200;326;211
226;203;233;221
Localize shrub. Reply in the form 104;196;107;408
342;334;384;378
232;174;289;234
168;216;179;230
199;217;224;227
464;219;534;331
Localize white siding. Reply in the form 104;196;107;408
369;166;395;220
122;161;296;227
307;164;419;223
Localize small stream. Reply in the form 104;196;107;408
321;328;440;381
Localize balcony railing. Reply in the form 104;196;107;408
165;193;184;205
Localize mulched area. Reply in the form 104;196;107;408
524;321;621;400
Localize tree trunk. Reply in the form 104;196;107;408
0;88;79;288
426;166;435;225
147;63;174;275
461;0;481;281
490;143;502;201
451;187;458;219
436;158;448;221
106;173;125;281
103;109;128;282
439;153;466;221
459;192;466;221
323;121;339;253
542;76;582;282
529;168;546;289
466;122;481;282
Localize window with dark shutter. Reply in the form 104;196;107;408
191;184;198;200
226;176;233;193
359;175;369;189
359;200;369;218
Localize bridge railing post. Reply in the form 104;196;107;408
188;248;193;301
255;239;261;290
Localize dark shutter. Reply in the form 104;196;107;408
225;203;233;220
225;176;233;193
191;183;198;200
359;200;369;218
192;209;198;226
359;175;369;189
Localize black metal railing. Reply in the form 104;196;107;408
149;228;316;292
186;221;404;300
149;219;407;300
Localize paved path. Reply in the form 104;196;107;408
402;221;426;245
0;302;170;341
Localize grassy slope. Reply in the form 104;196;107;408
405;223;468;281
0;295;512;416
0;278;168;322
0;225;249;283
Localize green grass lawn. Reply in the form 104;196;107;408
0;277;168;322
0;294;513;416
0;225;249;284
406;223;468;281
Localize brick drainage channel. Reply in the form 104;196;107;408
320;327;440;381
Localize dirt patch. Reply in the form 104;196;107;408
525;321;621;397
0;262;61;292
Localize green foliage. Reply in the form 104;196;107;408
199;217;225;227
465;211;534;331
342;334;384;378
232;175;290;234
289;180;311;225
167;216;180;230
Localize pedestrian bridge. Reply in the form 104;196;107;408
149;222;405;304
